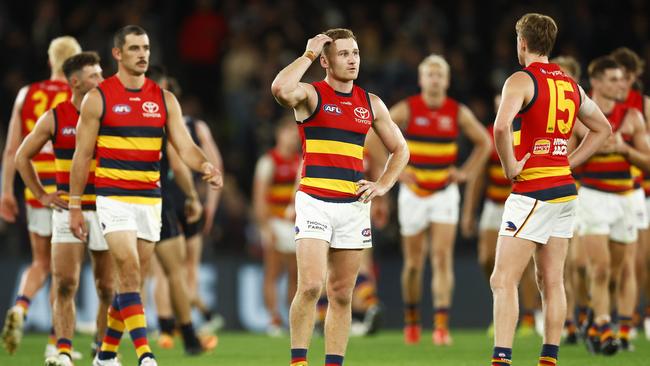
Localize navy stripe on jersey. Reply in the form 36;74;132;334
516;183;577;201
582;171;632;179
304;126;366;146
404;135;457;143
40;178;57;186
98;126;165;138
99;158;160;172
95;187;161;197
56;184;95;195
410;162;455;170
305;166;364;182
54;149;75;160
513;117;522;132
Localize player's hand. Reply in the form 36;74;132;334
305;34;333;57
39;190;68;211
370;195;390;229
508;153;531;180
0;193;19;223
185;197;203;224
398;170;417;185
356;180;388;204
201;162;223;190
460;214;477;239
69;208;88;242
449;166;468;183
612;132;630;155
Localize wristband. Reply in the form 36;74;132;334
303;50;317;62
68;204;82;209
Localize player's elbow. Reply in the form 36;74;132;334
271;83;296;108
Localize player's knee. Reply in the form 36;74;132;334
57;276;78;299
489;270;511;292
33;258;51;274
95;278;115;305
297;281;322;302
591;264;610;283
327;285;353;307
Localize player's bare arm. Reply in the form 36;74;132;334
356;93;409;203
568;118;587;153
15;110;66;210
389;100;416;184
461;163;486;238
567;88;612;168
252;155;275;245
164;90;222;190
616;109;650;172
270;34;331;118
494;72;533;180
456;104;491;182
0;86;28;222
196;120;222;233
167;141;202;224
68;88;102;241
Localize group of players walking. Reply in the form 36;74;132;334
0;11;649;366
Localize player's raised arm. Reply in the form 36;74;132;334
493;72;534;180
0;86;28;222
164;90;222;190
356;94;409;203
568;87;612;168
15;110;66;210
271;34;331;109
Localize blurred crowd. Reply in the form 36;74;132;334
1;0;649;258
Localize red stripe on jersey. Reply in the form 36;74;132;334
94;177;159;191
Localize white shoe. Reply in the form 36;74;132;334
644;317;650;341
349;320;367;337
534;310;544;337
44;354;73;366
629;326;638;340
199;314;225;335
92;354;122;366
266;323;285;338
45;344;82;360
140;357;157;366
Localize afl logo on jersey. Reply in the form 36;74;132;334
354;107;370;120
142;101;162;118
61;127;76;136
323;104;342;115
438;116;453;131
415;117;430;126
113;104;131;114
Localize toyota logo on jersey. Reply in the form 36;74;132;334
354;107;370;119
142;101;159;113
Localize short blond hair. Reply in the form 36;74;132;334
551;55;581;80
48;36;82;75
515;13;558;56
418;54;450;76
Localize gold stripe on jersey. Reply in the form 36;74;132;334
513;131;521;146
487;186;511;198
105;196;162;205
517;166;571;181
407;140;457;157
55;159;97;171
547;195;578;203
268;184;294;198
60;194;96;201
97;136;163;151
24;185;57;200
305;140;364;159
95;167;159;183
588;154;627;163
32;161;57;173
300;177;357;195
405;166;451;182
489;166;506;180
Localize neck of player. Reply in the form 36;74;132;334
422;91;446;108
524;54;549;67
592;92;615;115
50;72;67;82
325;75;353;94
117;68;146;90
71;91;84;110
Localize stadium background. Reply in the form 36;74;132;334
0;0;649;333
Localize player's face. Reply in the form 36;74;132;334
114;34;150;76
323;38;360;82
78;64;104;94
594;68;624;101
621;70;636;93
419;64;449;95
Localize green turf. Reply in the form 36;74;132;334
1;330;648;365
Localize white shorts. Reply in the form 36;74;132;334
646;197;650;227
52;209;109;251
479;199;505;231
269;217;296;254
576;187;637;243
632;188;649;230
294;191;372;249
96;196;162;243
498;193;576;244
26;206;53;236
398;183;459;236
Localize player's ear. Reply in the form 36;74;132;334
319;53;329;69
111;47;121;61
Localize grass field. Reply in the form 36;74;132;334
1;330;649;365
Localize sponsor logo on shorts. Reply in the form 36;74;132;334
323;104;342;115
533;139;551;155
113;104;131;114
361;228;371;237
295;226;300;235
306;220;327;232
504;221;517;232
101;222;106;230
